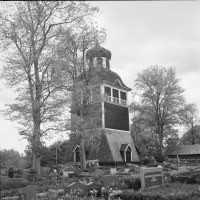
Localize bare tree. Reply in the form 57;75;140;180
0;1;100;173
131;65;185;156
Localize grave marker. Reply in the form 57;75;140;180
140;167;163;188
95;168;104;175
69;173;79;179
63;170;74;178
25;185;36;200
178;166;188;173
110;168;117;174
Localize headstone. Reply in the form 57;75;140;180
69;173;79;179
140;167;163;188
101;175;120;188
178;166;188;173
8;167;14;178
22;169;28;180
110;168;117;174
80;172;90;176
124;168;130;173
95;168;104;175
64;182;94;197
25;185;36;200
63;170;74;178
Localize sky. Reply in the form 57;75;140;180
0;1;200;154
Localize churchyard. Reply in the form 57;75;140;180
1;159;200;200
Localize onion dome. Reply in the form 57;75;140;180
86;41;111;60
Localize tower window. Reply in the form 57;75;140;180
113;89;119;104
120;91;127;105
120;91;126;100
105;86;111;96
106;59;110;70
105;86;111;102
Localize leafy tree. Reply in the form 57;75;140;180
180;103;200;144
0;149;27;170
0;1;100;173
57;24;106;170
130;65;185;156
163;127;180;147
181;125;200;145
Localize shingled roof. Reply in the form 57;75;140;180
166;145;200;155
98;129;140;162
101;69;132;91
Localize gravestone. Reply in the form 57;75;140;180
110;168;117;174
22;169;28;180
64;182;94;197
69;173;79;179
63;170;74;178
124;168;130;173
140;166;163;188
80;171;90;176
8;167;14;178
25;185;36;200
178;166;188;173
95;168;104;175
101;175;120;188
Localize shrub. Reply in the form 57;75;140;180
29;168;37;174
1;178;30;190
121;183;200;200
170;172;200;184
121;175;141;190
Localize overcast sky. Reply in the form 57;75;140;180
0;1;200;154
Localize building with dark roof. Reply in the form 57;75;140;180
166;144;200;159
72;42;140;165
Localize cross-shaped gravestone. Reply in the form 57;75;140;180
101;175;120;188
25;185;36;200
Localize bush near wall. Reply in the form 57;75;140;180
0;177;30;190
121;183;200;200
170;172;200;184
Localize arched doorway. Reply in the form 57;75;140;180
126;146;132;163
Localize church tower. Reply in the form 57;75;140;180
72;42;140;165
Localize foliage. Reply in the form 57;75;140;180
131;66;185;156
181;125;200;145
0;149;27;170
121;183;200;200
180;104;200;144
57;24;106;170
170;171;200;184
121;175;141;190
1;178;30;190
0;1;101;173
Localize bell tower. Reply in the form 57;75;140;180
72;42;140;165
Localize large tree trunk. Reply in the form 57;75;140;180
158;125;164;157
80;139;86;170
191;124;196;145
32;121;41;174
32;151;40;174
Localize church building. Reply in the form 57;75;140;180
72;42;140;165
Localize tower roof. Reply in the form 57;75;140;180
86;41;111;60
101;68;132;91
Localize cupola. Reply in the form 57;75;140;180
86;41;111;70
